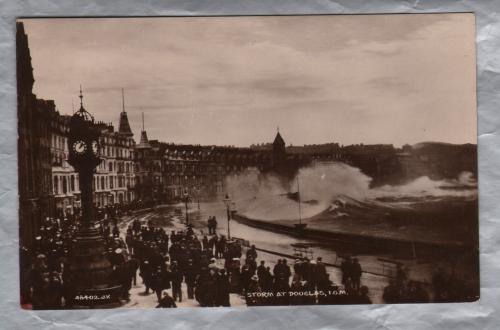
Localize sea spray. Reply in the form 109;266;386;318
224;162;477;221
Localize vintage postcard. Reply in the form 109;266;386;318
17;14;478;309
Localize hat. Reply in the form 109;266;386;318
310;260;317;265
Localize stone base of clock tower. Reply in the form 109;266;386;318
65;226;122;308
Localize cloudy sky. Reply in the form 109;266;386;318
20;14;476;147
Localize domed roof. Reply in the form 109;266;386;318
74;86;94;122
74;106;94;122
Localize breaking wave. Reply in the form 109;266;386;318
224;162;477;221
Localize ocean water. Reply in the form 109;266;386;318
224;162;477;223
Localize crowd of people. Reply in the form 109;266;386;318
381;263;476;303
102;214;377;307
23;206;478;309
123;219;232;307
20;215;74;309
20;210;373;308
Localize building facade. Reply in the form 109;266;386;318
49;110;80;217
17;22;53;249
47;111;137;217
133;127;311;203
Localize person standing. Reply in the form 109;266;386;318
202;235;209;251
216;269;231;307
184;259;198;299
351;258;362;293
257;260;267;289
171;262;183;303
246;245;258;260
212;216;218;234
128;255;140;286
340;256;353;290
150;267;163;302
139;260;152;294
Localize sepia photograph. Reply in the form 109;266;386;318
17;14;478;309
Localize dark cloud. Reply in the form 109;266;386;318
20;14;476;147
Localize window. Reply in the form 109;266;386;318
70;175;75;191
101;177;105;190
53;176;59;194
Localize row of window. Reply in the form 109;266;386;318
97;159;134;173
53;174;77;195
52;173;136;195
101;145;134;159
102;136;134;148
51;134;67;152
137;174;219;187
145;163;246;173
93;174;134;191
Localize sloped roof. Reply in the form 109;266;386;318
273;131;285;146
118;111;133;136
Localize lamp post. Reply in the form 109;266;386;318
195;186;200;210
223;193;231;239
183;188;190;226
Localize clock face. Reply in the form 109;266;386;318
72;140;87;155
92;140;99;155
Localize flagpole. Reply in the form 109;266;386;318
297;175;302;225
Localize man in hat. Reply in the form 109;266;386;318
171;261;183;302
246;245;258;261
241;264;253;295
140;260;152;294
207;216;213;235
216;269;231;307
257;260;267;287
184;259;198;299
211;216;218;234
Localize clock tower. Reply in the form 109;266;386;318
66;87;121;307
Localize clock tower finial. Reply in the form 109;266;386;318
79;85;83;108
